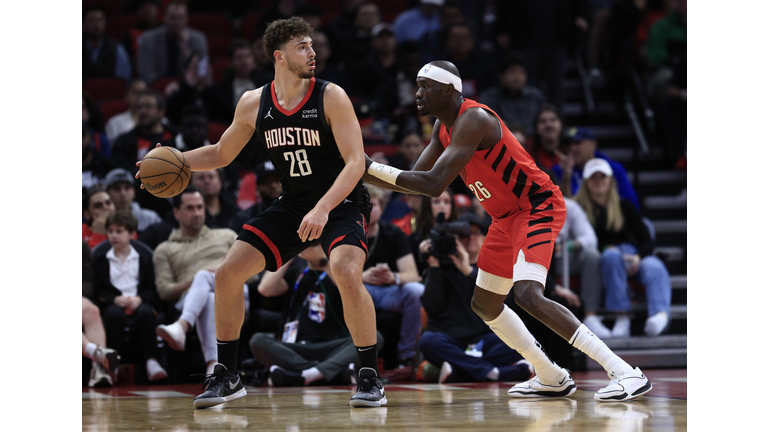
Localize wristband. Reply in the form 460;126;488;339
368;161;403;185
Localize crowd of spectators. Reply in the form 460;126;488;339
82;0;684;387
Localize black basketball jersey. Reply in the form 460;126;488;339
255;78;364;208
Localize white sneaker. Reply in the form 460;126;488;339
594;367;652;402
508;368;576;398
438;362;453;384
146;359;168;382
156;322;186;351
89;364;114;388
583;315;612;339
93;346;120;373
611;316;631;338
644;311;669;337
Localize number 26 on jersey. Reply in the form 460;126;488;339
468;180;492;202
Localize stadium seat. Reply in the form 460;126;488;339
208;35;234;60
151;77;178;94
106;14;139;41
211;58;231;84
83;78;127;103
83;0;122;16
100;100;129;124
188;13;232;37
239;11;263;40
208;122;228;143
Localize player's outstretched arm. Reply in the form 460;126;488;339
362;119;444;195
183;88;261;171
367;109;491;198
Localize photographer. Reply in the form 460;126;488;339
418;214;534;384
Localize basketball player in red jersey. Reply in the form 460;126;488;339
364;61;651;402
137;18;385;408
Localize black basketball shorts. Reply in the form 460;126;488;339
237;197;371;272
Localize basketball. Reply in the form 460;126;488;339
139;147;191;198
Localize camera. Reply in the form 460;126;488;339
427;213;471;264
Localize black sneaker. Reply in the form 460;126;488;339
349;367;387;407
193;364;247;409
268;365;305;387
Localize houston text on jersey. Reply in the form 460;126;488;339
264;127;322;149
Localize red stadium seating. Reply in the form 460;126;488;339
106;14;139;41
83;78;127;103
211;58;231;84
208;35;235;60
100;100;129;123
208;122;228;143
151;77;178;94
188;13;232;37
239;12;263;40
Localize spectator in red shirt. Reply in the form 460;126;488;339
83;185;116;249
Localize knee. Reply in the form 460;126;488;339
600;248;623;265
513;280;544;312
640;256;668;274
471;296;499;322
330;265;362;290
249;333;272;354
82;300;101;324
135;303;155;319
403;282;425;299
417;331;438;351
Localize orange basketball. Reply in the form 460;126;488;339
139;147;191;198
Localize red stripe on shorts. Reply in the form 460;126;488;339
242;224;282;269
329;234;347;252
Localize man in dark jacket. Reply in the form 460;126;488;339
417;214;533;383
92;210;166;382
83;6;132;80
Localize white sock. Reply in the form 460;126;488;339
570;324;632;376
301;367;323;384
84;342;98;360
485;305;563;384
486;367;499;381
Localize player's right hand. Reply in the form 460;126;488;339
135;143;163;188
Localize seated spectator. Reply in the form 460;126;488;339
121;0;161;64
83;185;116;249
574;159;672;337
387;128;426;170
83;123;116;191
83;240;121;387
105;79;149;142
417;214;534;384
136;1;208;85
153;186;251;375
350;23;397;102
554;197;607;338
527;105;568;170
443;23;497;99
111;89;177;172
363;186;424;378
191;169;238;229
83;6;132;80
393;0;443;43
83;93;106;134
229;161;283;234
479;55;546;137
418;1;464;63
383;193;423;237
105;168;162;234
371;41;424;120
408;188;457;275
174;104;211;151
92;211;167;382
554;127;641;210
250;245;385;387
312;31;350;92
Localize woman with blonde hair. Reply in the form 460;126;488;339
574;159;672;337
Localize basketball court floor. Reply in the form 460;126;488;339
82;368;686;431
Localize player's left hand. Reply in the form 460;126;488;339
298;207;329;242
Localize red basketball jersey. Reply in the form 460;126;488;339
439;99;561;220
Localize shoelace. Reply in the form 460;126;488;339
192;371;223;391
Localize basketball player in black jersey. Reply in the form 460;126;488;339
136;17;385;408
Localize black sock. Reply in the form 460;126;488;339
216;338;239;372
355;344;379;375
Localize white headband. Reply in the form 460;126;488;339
417;64;462;93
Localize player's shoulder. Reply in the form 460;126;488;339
455;105;497;131
240;85;267;106
320;80;349;101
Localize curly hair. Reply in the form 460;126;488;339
263;16;314;64
106;209;138;233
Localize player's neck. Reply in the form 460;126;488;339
435;99;464;130
273;69;312;111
